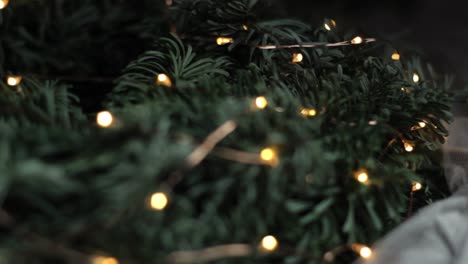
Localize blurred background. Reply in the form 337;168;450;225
276;0;466;88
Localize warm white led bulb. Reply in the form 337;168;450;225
300;108;317;117
0;0;9;9
412;182;423;192
292;53;303;63
261;235;278;251
156;73;172;87
359;247;373;259
412;73;420;83
92;256;119;264
255;96;268;109
150;192;168;210
260;148;276;162
6;75;22;86
216;37;234;46
96;111;114;128
351;36;363;44
404;142;414;152
357;172;368;183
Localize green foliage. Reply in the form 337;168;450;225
110;36;231;106
0;0;166;76
0;78;86;127
0;0;454;263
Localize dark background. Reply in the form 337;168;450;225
276;0;467;89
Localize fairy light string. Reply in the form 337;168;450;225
256;37;377;50
1;12;434;264
2;36;382;85
117;86;420;263
154;23;422;264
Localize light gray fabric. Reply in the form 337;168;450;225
444;117;468;192
358;187;468;264
355;114;468;264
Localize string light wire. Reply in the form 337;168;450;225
257;38;377;50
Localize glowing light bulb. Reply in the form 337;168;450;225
255;96;268;109
357;173;368;183
404;142;414;152
418;121;426;128
391;52;400;60
324;23;331;31
412;181;423;192
150;192;168;210
92;256;119;264
96;111;114;128
300;108;317;117
292;53;303;63
156;73;172;87
354;170;369;184
331;19;337;27
368;120;378;126
260;148;276;162
401;87;411;93
242;24;249;31
261;235;278;251
351;36;363;44
165;0;173;6
216;37;234;46
0;0;9;9
359;247;373;259
6;75;22;86
412;73;420;83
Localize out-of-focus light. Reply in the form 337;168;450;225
404;142;414;152
0;0;9;9
156;73;172;87
391;52;400;61
412;181;423;192
150;192;169;210
6;75;22;86
96;111;114;128
216;37;234;46
261;235;278;251
92;256;119;264
255;96;268;109
260;148;276;162
413;73;420;83
292;53;304;63
351;36;363;44
359;247;373;259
